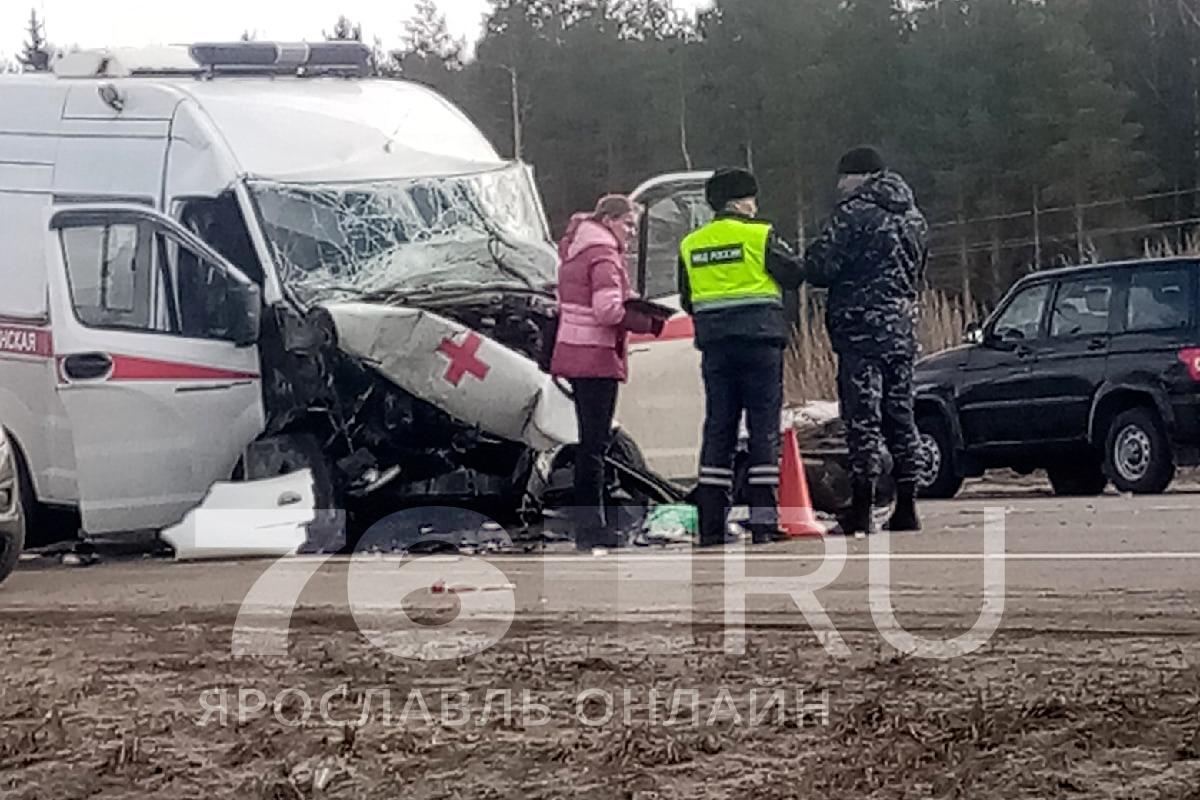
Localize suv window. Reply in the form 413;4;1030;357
992;283;1050;341
1051;276;1113;338
1127;267;1190;332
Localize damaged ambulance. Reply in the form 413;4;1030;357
0;42;681;551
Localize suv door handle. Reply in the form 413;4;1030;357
62;352;113;381
1015;345;1033;359
1087;338;1107;352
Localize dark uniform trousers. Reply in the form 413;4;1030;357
837;350;923;483
696;341;784;544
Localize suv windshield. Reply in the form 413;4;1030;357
250;163;556;305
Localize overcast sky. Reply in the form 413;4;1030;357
1;0;710;63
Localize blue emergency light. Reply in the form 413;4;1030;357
188;42;372;77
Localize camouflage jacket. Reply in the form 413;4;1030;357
803;172;928;359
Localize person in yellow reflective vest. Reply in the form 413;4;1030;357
678;168;805;547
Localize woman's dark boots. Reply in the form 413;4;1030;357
886;481;922;532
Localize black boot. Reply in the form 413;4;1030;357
575;524;622;551
837;479;875;537
696;486;730;548
751;526;788;545
886;481;921;532
574;527;594;552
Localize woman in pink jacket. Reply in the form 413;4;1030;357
551;195;663;550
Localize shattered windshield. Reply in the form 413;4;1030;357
250;163;557;305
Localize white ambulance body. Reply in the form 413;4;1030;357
0;42;569;537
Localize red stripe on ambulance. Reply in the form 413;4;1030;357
0;324;53;359
108;356;258;382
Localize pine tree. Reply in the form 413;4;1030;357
324;15;363;42
401;0;465;68
18;9;52;72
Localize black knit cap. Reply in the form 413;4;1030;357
705;167;759;211
837;146;886;176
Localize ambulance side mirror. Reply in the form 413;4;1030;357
227;283;262;347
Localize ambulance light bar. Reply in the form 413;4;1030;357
188;42;372;77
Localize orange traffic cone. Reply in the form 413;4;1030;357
779;427;825;538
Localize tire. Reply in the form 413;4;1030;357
0;439;31;586
1104;407;1175;495
245;433;344;552
916;414;963;500
1047;459;1108;497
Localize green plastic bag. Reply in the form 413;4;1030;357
640;504;698;545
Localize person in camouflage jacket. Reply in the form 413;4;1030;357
803;147;929;536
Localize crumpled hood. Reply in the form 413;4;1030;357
321;301;579;452
850;171;919;215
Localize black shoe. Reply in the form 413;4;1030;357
576;525;625;551
886;481;921;532
751;528;788;545
836;479;875;537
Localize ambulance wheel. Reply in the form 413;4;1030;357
245;433;344;553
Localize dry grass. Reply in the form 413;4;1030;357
785;288;978;403
1145;232;1200;259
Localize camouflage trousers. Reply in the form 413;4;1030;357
836;351;924;483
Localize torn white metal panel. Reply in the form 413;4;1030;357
161;470;315;561
326;302;578;451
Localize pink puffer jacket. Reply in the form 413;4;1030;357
550;215;656;381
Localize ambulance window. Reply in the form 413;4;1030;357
158;233;240;341
178;193;264;286
60;224;160;331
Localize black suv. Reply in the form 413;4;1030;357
914;258;1200;499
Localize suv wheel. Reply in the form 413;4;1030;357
1104;408;1175;495
916;415;963;500
1047;459;1108;497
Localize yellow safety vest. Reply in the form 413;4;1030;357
680;217;782;312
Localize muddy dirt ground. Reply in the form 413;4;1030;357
4;490;1200;799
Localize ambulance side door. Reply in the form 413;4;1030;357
47;205;266;534
618;172;713;482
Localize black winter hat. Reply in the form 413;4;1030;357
837;146;887;176
705;167;759;211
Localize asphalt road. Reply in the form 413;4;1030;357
4;491;1199;634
